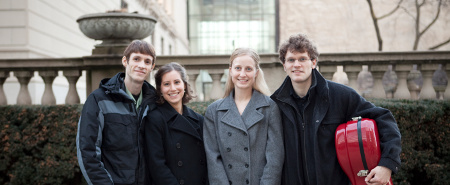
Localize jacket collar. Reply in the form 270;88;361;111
100;72;156;104
159;101;202;140
218;90;269;131
271;69;330;123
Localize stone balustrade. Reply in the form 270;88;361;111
0;51;448;105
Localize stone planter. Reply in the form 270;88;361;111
77;12;157;55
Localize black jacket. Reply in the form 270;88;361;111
144;101;208;185
270;69;401;185
77;72;157;185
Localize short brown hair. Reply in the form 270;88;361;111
278;33;319;64
123;40;156;65
154;62;196;104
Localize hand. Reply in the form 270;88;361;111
365;166;392;185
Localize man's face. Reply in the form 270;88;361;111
122;52;155;83
283;50;317;85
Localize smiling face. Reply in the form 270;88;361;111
122;52;155;84
160;70;185;108
229;55;258;91
283;50;317;86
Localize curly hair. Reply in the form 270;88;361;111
278;33;319;64
154;62;196;105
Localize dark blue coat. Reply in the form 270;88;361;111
270;69;401;185
144;101;208;185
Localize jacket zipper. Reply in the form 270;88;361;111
300;111;310;185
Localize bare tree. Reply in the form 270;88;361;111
409;0;443;50
366;0;404;51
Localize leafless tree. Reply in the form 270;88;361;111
366;0;404;51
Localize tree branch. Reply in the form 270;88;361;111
429;37;450;50
419;0;442;37
378;0;404;20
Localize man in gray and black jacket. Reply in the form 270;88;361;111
77;40;157;185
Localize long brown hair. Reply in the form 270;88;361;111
154;62;196;104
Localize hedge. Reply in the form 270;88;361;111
0;99;449;185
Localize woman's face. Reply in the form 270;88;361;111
229;55;258;91
160;70;185;107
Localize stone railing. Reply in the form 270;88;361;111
0;51;449;105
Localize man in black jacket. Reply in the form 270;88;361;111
77;40;157;185
270;33;401;185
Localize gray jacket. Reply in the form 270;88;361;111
203;90;284;185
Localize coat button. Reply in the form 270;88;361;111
228;132;232;136
178;161;183;166
179;179;185;185
229;181;232;184
227;147;231;152
246;179;249;184
176;143;181;149
228;164;232;169
243;132;247;136
244;147;248;151
245;163;249;168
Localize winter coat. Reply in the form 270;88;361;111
270;69;402;185
203;90;284;185
77;72;157;185
144;101;208;185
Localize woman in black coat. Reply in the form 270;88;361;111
144;62;208;185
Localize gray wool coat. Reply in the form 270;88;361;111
203;90;284;185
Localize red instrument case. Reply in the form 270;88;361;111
335;117;393;185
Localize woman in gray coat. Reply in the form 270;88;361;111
203;48;284;185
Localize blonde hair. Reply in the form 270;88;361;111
223;48;271;98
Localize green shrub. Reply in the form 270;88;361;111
0;99;449;185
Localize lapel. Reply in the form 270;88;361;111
274;77;299;125
241;90;269;129
160;102;202;141
218;90;269;131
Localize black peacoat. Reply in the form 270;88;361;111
144;102;208;185
270;69;402;185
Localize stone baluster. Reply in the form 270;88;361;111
0;71;9;105
343;65;362;93
186;69;200;100
39;70;58;105
393;64;412;99
382;65;398;99
318;65;337;81
445;64;450;100
15;71;33;105
357;65;374;98
419;64;438;99
208;69;224;100
407;65;423;100
369;64;388;98
64;70;81;104
432;64;448;100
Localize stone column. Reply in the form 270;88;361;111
0;71;9;105
64;70;82;104
420;64;438;99
208;69;224;100
39;70;58;105
382;65;398;99
186;69;200;101
407;65;423;100
343;65;362;93
393;64;412;99
432;64;448;100
369;64;388;98
15;71;33;105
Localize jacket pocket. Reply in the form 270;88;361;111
103;114;134;151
